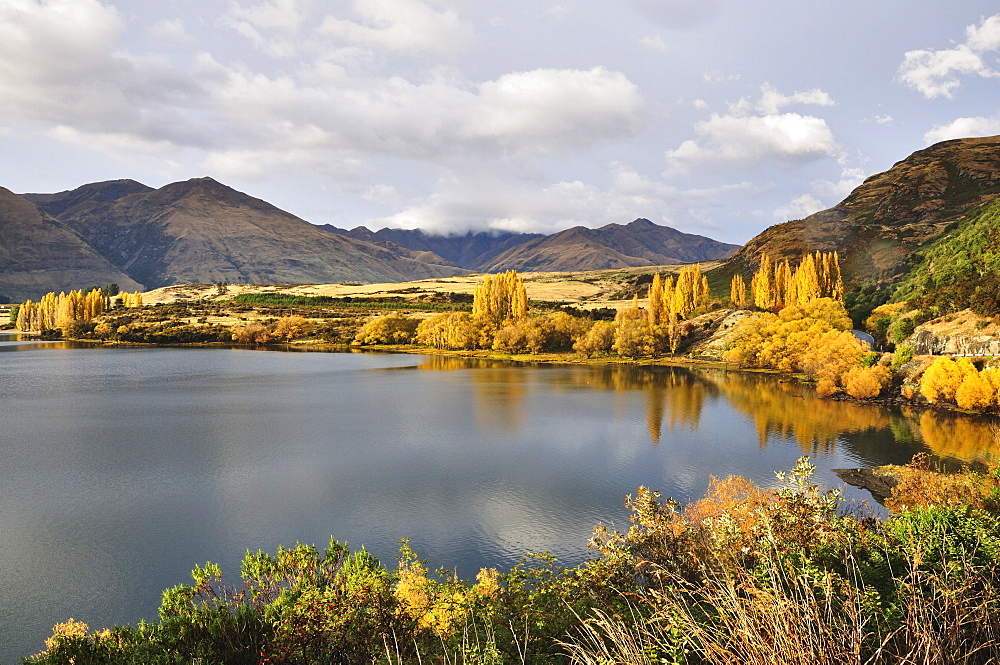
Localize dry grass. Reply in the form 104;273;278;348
564;551;1000;665
138;263;725;308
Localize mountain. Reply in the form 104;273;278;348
0;187;142;301
24;179;154;218
729;135;1000;287
325;220;738;272
25;178;467;289
323;226;544;270
477;219;740;272
313;224;461;269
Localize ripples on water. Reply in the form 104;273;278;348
1;339;998;662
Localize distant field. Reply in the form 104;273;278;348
140;262;724;309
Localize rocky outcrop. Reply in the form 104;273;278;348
904;310;1000;356
908;330;1000;356
684;309;755;360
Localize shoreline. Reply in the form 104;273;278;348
12;330;997;418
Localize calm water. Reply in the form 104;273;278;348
1;337;997;663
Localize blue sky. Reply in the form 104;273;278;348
1;0;998;244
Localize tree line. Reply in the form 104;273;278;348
15;288;142;333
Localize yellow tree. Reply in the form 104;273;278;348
773;260;792;309
730;273;747;308
825;251;844;301
472;270;527;329
79;289;100;319
38;292;58;330
57;290;83;330
613;296;654;358
956;370;995;411
667;286;685;354
792;253;821;306
648;273;665;327
698;274;711;311
15;299;33;330
920;357;977;405
750;254;774;310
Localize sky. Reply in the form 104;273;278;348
1;1;999;245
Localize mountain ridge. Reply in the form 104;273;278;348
478;219;740;272
325;219;739;272
0;187;143;300
729;135;1000;286
19;177;468;294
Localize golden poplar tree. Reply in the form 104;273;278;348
472;270;527;328
751;254;774;310
792;253;821;306
730;274;747;308
15;299;32;330
773;260;792;309
648;273;665;327
667;286;684;354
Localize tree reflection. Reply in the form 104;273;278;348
708;372;893;453
413;355;1000;458
917;410;1000;463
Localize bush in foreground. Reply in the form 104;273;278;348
28;457;1000;664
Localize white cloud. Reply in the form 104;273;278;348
924;115;1000;144
899;13;1000;98
823;167;867;198
467;67;644;150
756;83;835;115
874;114;894;125
772;167;867;223
639;35;669;54
664;85;843;175
147;18;192;45
368;161;753;236
702;70;740;85
0;0;124;88
773;194;824;222
0;0;207;143
319;0;473;55
225;0;314;57
966;14;1000;51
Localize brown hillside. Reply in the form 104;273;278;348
43;177;467;288
0;188;142;300
730;135;1000;286
480;218;739;272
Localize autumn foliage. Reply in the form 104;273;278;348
738;250;844;311
918;356;1000;411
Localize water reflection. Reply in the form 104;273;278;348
917;410;1000;462
5;347;1000;663
415;356;1000;465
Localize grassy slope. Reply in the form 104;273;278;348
890;198;1000;312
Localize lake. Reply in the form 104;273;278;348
1;337;997;663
